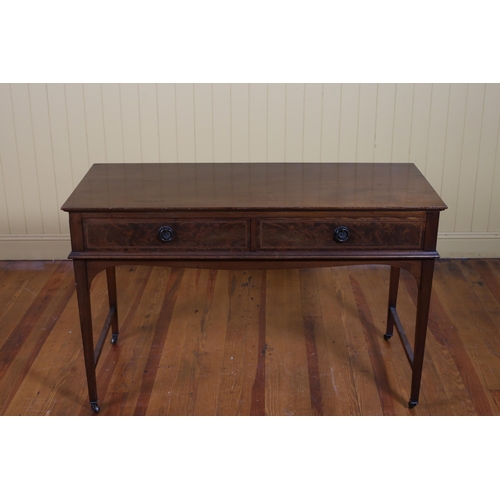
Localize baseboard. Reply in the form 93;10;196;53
1;232;499;260
437;232;500;258
0;234;71;260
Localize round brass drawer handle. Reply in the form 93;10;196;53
158;226;175;242
334;226;350;243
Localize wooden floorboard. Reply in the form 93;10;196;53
1;259;499;416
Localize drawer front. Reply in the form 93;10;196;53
83;218;250;252
258;216;425;251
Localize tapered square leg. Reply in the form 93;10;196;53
409;260;435;409
73;260;99;413
106;267;120;344
384;266;401;340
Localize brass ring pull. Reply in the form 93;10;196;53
158;226;174;242
334;226;350;243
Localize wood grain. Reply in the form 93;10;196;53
83;218;250;252
258;216;425;251
61;163;447;212
2;259;500;416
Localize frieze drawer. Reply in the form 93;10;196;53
83;218;250;252
257;215;425;251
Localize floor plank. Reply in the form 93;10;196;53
1;259;500;416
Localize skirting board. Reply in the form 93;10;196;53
437;232;500;258
0;233;500;260
0;235;71;260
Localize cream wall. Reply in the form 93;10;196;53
1;83;499;259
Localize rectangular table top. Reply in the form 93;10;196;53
61;163;447;213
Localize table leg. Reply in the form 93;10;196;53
73;260;100;414
106;267;120;344
384;266;400;340
409;259;435;409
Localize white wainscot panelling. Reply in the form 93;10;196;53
1;83;500;259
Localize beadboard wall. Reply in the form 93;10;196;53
1;83;499;259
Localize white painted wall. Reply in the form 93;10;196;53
1;83;499;259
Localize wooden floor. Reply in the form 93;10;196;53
1;259;500;416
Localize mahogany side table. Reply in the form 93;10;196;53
61;163;447;414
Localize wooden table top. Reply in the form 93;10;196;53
61;163;447;212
